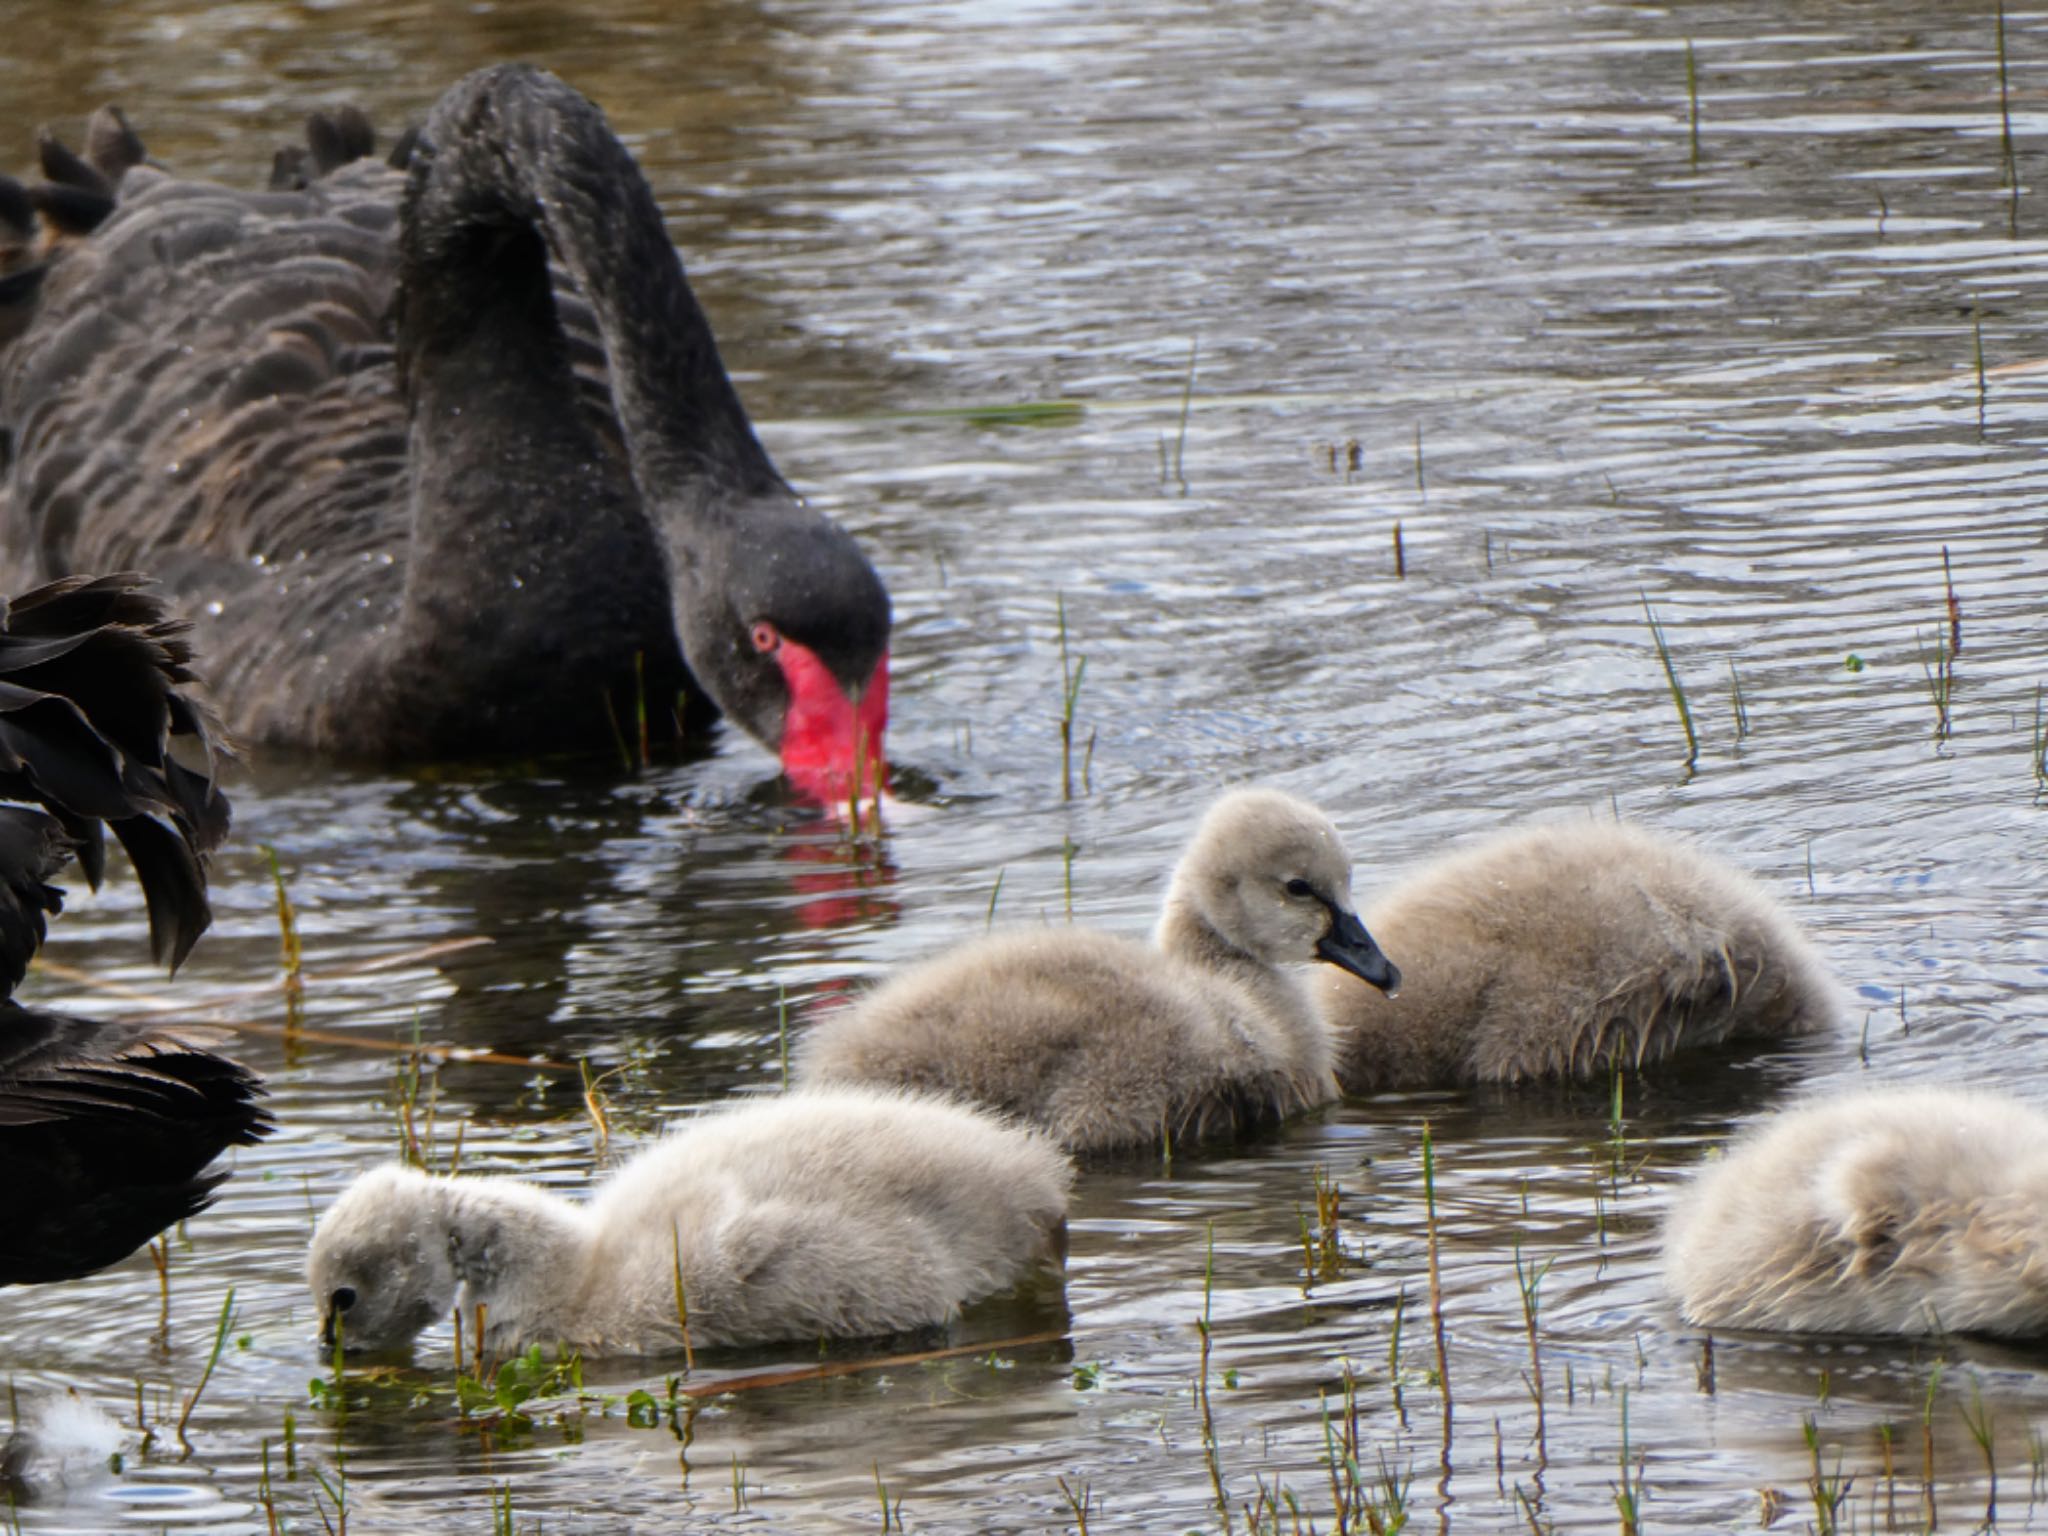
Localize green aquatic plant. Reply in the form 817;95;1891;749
454;1345;584;1426
874;1461;904;1531
1684;39;1701;164
1916;625;1953;742
1514;1241;1553;1469
1640;593;1698;770
175;1288;238;1454
1612;1388;1644;1536
1960;1378;1997;1527
1421;1124;1451;1415
1997;0;2019;233
1802;1415;1848;1535
1057;593;1088;802
1196;1221;1231;1533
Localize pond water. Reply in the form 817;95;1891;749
6;0;2048;1530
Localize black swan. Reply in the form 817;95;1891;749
0;572;267;1285
0;66;889;794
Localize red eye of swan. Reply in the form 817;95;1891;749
750;622;780;653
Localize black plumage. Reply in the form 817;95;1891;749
0;573;265;1286
0;68;890;779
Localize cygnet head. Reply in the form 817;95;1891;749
1168;788;1400;993
306;1165;457;1352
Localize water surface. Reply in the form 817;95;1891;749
6;0;2048;1529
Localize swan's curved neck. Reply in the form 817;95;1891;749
1156;896;1262;978
406;67;782;513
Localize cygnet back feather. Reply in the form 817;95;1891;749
1663;1087;2048;1337
1319;821;1837;1090
306;1087;1071;1359
798;787;1399;1154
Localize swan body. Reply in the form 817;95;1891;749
307;1088;1071;1358
1;68;888;789
1663;1088;2048;1337
1318;821;1837;1090
798;788;1400;1154
0;573;267;1284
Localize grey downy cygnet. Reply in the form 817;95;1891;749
306;1087;1071;1359
1665;1086;2048;1338
1317;820;1838;1091
798;787;1400;1154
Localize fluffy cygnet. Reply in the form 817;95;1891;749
1318;820;1838;1090
1663;1087;2048;1337
306;1088;1071;1359
798;787;1399;1154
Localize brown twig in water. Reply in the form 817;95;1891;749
1943;545;1962;653
677;1328;1069;1400
34;945;571;1072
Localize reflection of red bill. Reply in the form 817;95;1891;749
785;834;898;933
774;639;889;806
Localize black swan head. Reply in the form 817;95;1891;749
393;65;894;795
1;67;893;797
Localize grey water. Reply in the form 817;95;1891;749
5;0;2048;1529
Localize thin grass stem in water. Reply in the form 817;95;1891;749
1056;593;1088;801
1684;39;1701;164
1640;592;1698;770
175;1288;238;1453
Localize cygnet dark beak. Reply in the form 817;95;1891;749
1318;907;1401;996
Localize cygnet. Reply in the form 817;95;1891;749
1664;1087;2048;1337
1318;820;1837;1090
798;787;1399;1154
306;1087;1071;1359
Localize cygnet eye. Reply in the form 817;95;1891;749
1285;878;1315;898
332;1286;358;1313
749;621;781;654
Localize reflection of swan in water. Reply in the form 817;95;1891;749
0;574;267;1285
1665;1087;2048;1338
799;788;1399;1154
1318;821;1838;1090
1;66;888;793
279;773;902;1072
308;1088;1071;1358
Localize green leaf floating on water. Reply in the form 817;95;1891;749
958;400;1087;429
625;1389;661;1428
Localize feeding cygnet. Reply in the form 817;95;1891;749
1664;1087;2048;1337
797;787;1400;1154
306;1088;1071;1359
1317;820;1838;1090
